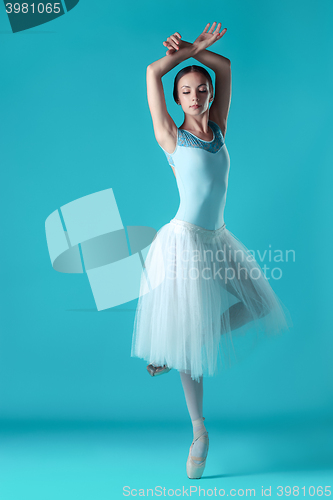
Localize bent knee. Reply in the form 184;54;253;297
251;298;271;318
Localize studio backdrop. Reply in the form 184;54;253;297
0;0;332;429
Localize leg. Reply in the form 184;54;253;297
219;260;271;333
179;371;203;421
180;371;208;466
222;301;256;331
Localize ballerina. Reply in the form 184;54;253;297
131;22;292;479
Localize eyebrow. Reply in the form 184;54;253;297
181;83;207;88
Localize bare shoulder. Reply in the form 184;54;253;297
156;121;178;155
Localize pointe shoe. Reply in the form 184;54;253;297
146;363;171;377
186;421;209;479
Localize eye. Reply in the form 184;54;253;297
182;90;207;94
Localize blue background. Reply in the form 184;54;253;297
0;0;332;498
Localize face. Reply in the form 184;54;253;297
177;72;213;114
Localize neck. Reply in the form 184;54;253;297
181;111;210;133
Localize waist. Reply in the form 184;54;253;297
170;217;226;236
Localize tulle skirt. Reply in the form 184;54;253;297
131;217;293;382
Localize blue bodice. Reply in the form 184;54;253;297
159;120;230;230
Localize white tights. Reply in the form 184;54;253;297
177;286;269;463
180;371;208;463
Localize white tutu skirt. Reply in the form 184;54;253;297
131;218;293;382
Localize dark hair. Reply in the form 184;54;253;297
173;65;214;103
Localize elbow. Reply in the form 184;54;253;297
147;64;155;78
147;64;162;80
222;58;231;68
217;58;231;74
147;64;155;74
225;58;231;75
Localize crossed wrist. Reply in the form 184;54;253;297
191;43;206;56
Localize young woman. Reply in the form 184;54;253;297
131;22;292;479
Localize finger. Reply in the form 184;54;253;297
217;28;227;38
170;35;180;45
213;22;222;34
203;23;210;34
208;22;217;33
174;32;181;38
167;35;177;44
169;35;180;49
167;37;179;50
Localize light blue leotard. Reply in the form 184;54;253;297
159;120;230;231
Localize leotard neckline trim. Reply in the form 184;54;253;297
178;120;215;143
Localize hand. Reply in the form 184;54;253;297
162;32;191;55
192;22;227;52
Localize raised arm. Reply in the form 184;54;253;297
193;49;231;139
146;40;198;150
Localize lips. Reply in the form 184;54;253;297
191;105;201;109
